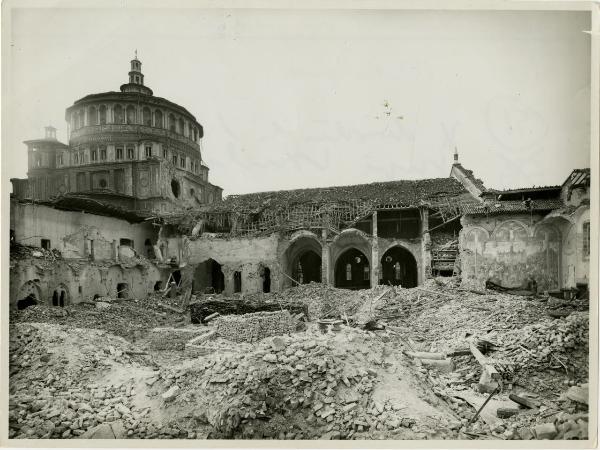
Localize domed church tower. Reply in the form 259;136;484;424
12;53;223;214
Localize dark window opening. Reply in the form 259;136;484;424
52;289;67;307
145;145;152;157
144;238;155;258
171;270;182;285
117;283;129;299
233;271;242;293
41;239;51;250
99;179;107;189
17;294;37;310
120;238;134;248
377;209;420;239
262;267;271;293
171;179;180;198
100;147;107;160
127;147;134;159
116;147;124;160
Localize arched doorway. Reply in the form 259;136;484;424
284;235;322;287
117;282;129;299
192;259;225;294
334;248;370;290
380;246;418;288
293;250;322;285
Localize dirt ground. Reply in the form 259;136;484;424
8;278;590;440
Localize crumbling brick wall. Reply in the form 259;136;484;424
214;310;294;343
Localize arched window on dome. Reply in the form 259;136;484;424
143;107;152;126
126;105;136;124
154;110;163;128
114;105;124;124
89;106;98;125
99;105;107;125
168;114;176;132
177;118;184;135
193;128;198;141
79;110;85;128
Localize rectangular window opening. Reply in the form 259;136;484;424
583;222;590;257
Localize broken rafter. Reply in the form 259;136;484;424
422;214;461;235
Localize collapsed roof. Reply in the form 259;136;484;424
155;177;482;236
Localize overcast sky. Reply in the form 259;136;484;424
3;7;591;196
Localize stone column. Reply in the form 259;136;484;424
112;240;119;262
321;227;330;286
371;211;379;288
420;207;431;284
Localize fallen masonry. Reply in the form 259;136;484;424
8;279;590;440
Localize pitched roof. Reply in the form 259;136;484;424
461;199;564;215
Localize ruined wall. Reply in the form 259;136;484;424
180;234;281;295
10;256;161;309
560;207;590;288
11;201;157;259
459;214;560;291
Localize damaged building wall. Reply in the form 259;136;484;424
562;207;590;287
11;200;158;259
10;255;161;309
459;214;561;291
179;234;281;295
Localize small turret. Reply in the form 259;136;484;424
120;51;153;95
45;126;57;140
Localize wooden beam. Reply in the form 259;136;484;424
469;340;500;380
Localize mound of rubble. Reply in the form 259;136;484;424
152;324;458;440
8;322;167;439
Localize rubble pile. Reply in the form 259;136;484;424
244;283;389;321
214;310;295;343
8;323;158;439
147;327;209;351
154;325;453;440
501;312;589;379
10;301;181;342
